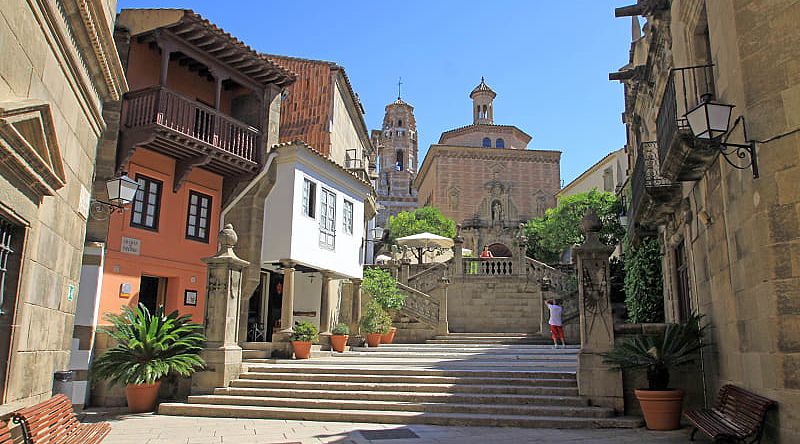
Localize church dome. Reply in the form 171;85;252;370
470;77;496;99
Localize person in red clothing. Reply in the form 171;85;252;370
546;299;566;348
479;245;494;258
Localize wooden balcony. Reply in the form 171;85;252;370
629;141;682;233
656;65;719;181
118;86;262;186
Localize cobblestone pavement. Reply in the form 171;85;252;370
82;410;706;444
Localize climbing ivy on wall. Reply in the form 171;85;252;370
623;235;665;323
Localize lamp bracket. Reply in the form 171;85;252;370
718;116;759;178
89;199;125;220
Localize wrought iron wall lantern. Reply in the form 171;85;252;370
685;93;759;178
90;174;140;220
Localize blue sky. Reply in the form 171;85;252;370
118;0;637;184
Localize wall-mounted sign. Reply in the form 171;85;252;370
184;290;198;306
121;237;140;255
67;284;75;302
120;282;132;298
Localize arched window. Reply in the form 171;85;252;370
496;138;505;148
482;137;491;148
398;119;403;127
396;150;404;171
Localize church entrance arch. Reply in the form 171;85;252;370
488;243;513;257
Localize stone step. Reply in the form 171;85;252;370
242;358;577;370
443;333;540;337
158;403;643;429
241;364;577;379
242;349;269;359
186;395;613;418
228;379;579;396
352;345;580;352
214;387;590;406
337;351;578;360
237;372;577;387
426;338;557;344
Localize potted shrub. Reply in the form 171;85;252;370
360;301;391;347
291;320;318;359
603;314;706;430
330;323;350;353
362;268;405;344
91;304;205;413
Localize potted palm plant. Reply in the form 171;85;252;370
291;320;318;359
602;314;706;430
362;268;405;344
360;300;391;347
91;304;205;413
330;323;350;353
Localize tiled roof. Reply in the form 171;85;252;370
438;123;532;144
272;140;372;188
470;77;496;98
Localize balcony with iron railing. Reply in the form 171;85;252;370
119;86;262;179
656;64;719;181
629;141;682;233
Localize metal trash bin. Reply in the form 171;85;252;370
52;370;74;401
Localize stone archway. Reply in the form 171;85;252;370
488;243;513;257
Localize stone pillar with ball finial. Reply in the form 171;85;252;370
574;209;623;411
191;224;249;394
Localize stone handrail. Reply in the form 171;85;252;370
407;263;447;294
396;282;440;328
462;257;515;276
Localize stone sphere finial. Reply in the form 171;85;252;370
219;224;238;248
581;209;602;234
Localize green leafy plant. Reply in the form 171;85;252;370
602;314;706;390
331;323;350;335
360;300;391;334
524;190;624;264
290;320;319;342
362;267;406;311
623;235;665;323
91;304;206;386
388;206;456;242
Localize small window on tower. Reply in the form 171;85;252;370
396;150;404;171
482;137;491;148
398;119;403;127
496;138;505;148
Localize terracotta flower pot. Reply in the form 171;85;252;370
635;389;684;430
380;327;398;344
125;381;161;413
330;335;349;353
292;340;313;359
366;333;382;347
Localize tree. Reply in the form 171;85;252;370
362;267;405;310
388;207;456;242
524;189;624;264
623;235;665;323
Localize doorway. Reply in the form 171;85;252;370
265;271;284;342
138;276;166;313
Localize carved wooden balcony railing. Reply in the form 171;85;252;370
656;65;718;181
119;86;262;182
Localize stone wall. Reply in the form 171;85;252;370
0;0;124;412
447;278;541;333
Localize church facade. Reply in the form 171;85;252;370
415;79;561;255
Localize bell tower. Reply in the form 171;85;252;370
374;93;419;228
471;77;496;124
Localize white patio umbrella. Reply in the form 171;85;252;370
396;232;454;264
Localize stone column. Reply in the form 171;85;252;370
539;277;551;335
349;278;362;337
574;210;623;412
192;224;249;394
399;259;411;285
452;227;464;277
271;261;295;357
318;272;333;349
437;271;450;335
515;223;528;277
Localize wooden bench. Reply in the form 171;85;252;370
11;395;111;444
685;384;776;444
0;420;13;444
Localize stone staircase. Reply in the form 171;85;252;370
160;333;641;428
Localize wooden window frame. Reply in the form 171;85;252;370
186;190;212;243
130;174;163;231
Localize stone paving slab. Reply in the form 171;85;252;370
80;409;710;443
